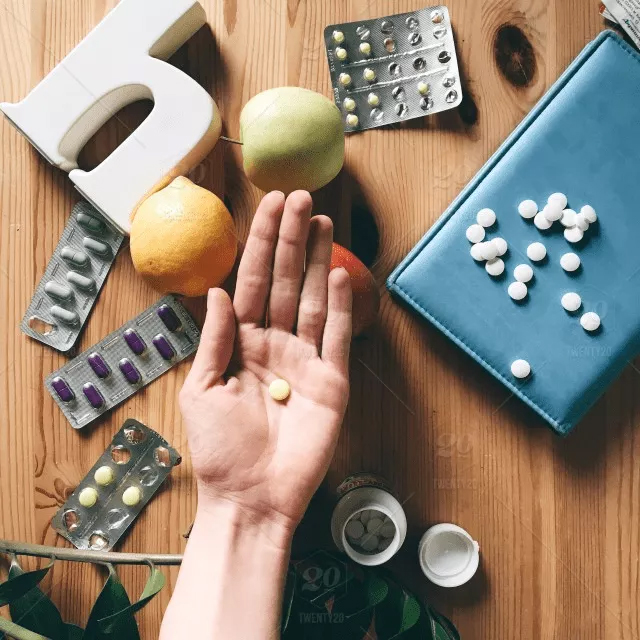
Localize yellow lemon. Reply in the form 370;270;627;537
130;177;237;297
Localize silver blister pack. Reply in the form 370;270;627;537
324;6;462;132
21;201;125;353
46;295;200;429
52;419;181;551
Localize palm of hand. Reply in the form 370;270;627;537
180;191;352;529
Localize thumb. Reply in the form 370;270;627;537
186;288;236;388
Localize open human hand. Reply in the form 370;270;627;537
180;190;352;536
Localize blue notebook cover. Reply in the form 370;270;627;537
387;31;640;435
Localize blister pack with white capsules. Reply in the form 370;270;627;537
21;201;125;353
46;295;200;428
52;419;181;551
324;6;462;132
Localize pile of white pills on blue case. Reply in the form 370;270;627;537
345;509;396;554
519;193;598;244
467;208;507;277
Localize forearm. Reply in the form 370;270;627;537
160;497;293;639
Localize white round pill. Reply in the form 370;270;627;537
560;208;577;227
518;199;538;219
359;510;372;524
377;537;393;552
79;487;98;508
492;237;508;256
508;281;528;301
345;114;359;127
339;72;352;86
466;224;485;243
514;263;533;283
580;311;601;332
534;212;553;230
346;519;365;540
367;92;380;106
510;359;531;379
417;80;430;95
335;47;348;60
477;208;496;227
470;244;485;261
122;486;141;507
564;226;584;243
581;205;597;223
380;521;396;538
560;252;580;272
543;204;563;222
561;292;582;312
485;258;505;276
479;241;498;261
548;192;568;209
367;517;383;534
527;242;547;261
360;534;379;552
360;41;372;55
574;213;589;231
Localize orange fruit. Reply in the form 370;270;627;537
130;177;237;297
330;242;380;337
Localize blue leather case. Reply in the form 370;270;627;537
387;31;640;435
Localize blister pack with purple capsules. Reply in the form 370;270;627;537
46;295;200;428
324;5;462;132
52;419;181;551
21;201;125;353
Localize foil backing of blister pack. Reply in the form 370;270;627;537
52;419;181;551
324;6;462;132
46;295;200;429
21;201;125;353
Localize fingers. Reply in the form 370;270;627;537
321;268;352;374
297;215;333;348
267;191;313;331
186;288;236;388
233;191;286;325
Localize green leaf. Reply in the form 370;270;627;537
428;608;460;640
82;564;139;640
8;558;66;640
0;560;53;608
97;564;165;633
0;616;49;640
64;624;84;640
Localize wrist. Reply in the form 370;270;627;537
195;492;295;553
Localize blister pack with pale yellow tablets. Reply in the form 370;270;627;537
21;201;125;353
324;6;462;132
51;419;181;551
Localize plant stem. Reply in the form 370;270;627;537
0;616;48;640
0;540;183;566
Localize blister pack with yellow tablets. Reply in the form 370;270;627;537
52;419;181;551
324;6;462;132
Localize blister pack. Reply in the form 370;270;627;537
21;201;125;353
324;6;462;132
52;419;181;551
46;295;200;429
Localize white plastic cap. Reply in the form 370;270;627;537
418;523;479;587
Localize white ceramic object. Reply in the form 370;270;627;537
0;0;221;234
418;523;480;587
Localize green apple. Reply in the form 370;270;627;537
240;87;345;193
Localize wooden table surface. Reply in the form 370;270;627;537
2;1;639;638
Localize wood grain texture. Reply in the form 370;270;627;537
1;1;638;638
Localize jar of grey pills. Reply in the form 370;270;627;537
330;472;407;566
